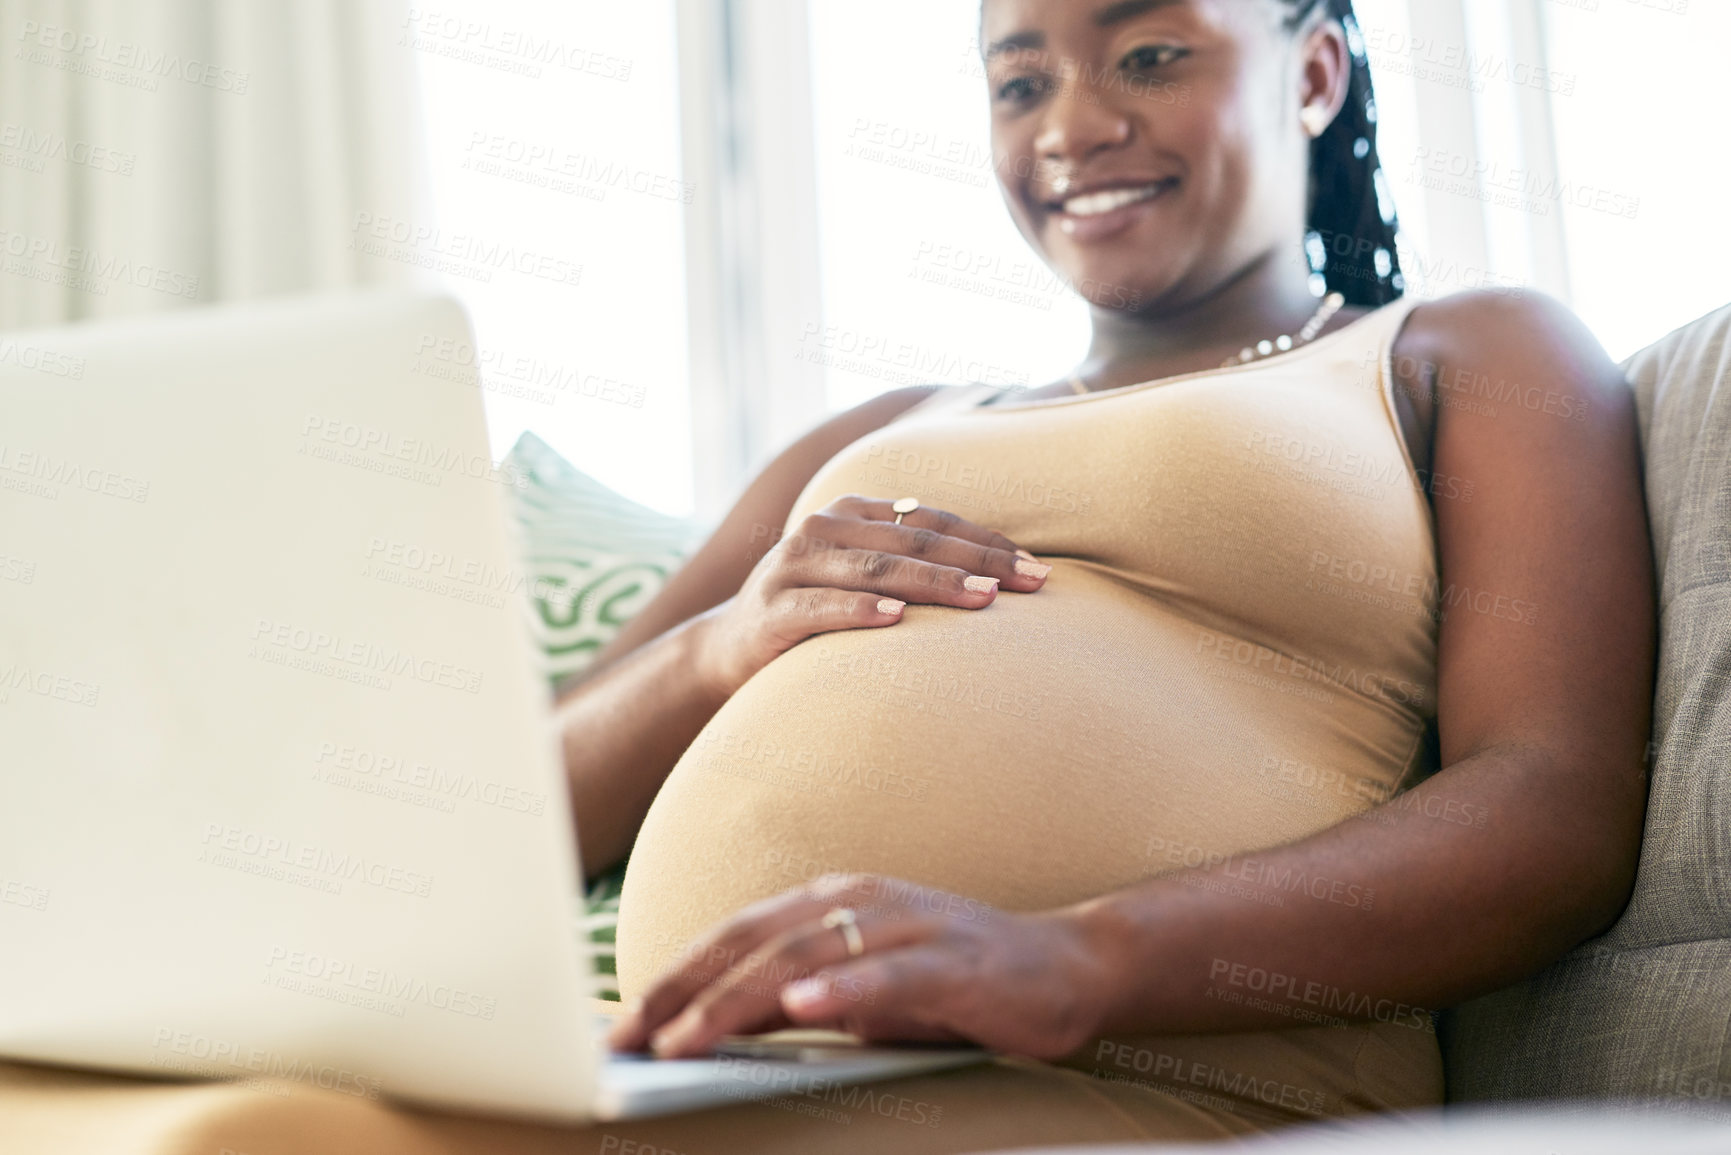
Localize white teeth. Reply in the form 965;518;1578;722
1060;184;1166;216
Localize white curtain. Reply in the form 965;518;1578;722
0;0;427;329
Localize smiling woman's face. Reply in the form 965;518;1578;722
983;0;1326;314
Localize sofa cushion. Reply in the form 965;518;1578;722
1443;303;1731;1107
502;432;701;689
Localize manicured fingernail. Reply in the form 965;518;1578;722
877;598;905;615
1014;559;1052;580
650;1027;684;1057
784;978;826;1008
1015;548;1037;561
963;576;999;594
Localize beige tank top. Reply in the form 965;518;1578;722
616;297;1444;1123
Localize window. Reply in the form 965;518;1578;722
805;0;1091;414
803;0;1725;404
413;0;693;515
1542;0;1731;359
412;0;1727;517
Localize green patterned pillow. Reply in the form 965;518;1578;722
505;431;702;689
580;870;626;1000
502;432;703;998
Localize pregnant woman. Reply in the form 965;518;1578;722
561;0;1653;1148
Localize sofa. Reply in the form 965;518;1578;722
2;301;1729;1152
1439;301;1731;1114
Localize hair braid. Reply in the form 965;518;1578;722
1282;0;1405;306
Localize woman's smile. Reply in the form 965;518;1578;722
1043;176;1181;243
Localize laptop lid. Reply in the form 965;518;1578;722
0;290;599;1121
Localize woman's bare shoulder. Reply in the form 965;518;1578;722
1398;289;1632;409
1404;286;1653;780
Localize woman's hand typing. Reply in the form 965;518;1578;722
607;873;1111;1061
689;495;1050;699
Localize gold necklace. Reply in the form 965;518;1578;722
1065;291;1348;395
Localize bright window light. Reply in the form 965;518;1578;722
806;0;1091;414
413;0;693;515
1543;1;1731;360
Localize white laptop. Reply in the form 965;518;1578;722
0;289;983;1122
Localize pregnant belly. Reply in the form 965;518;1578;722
614;561;1419;998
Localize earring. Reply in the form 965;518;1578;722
1300;104;1331;139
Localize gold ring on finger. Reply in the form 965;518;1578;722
891;497;919;526
821;906;866;958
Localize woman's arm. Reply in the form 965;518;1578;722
611;291;1658;1057
1069;289;1655;1034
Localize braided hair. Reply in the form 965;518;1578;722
1281;0;1405;306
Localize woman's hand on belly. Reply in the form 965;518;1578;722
607;872;1109;1061
690;495;1049;698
